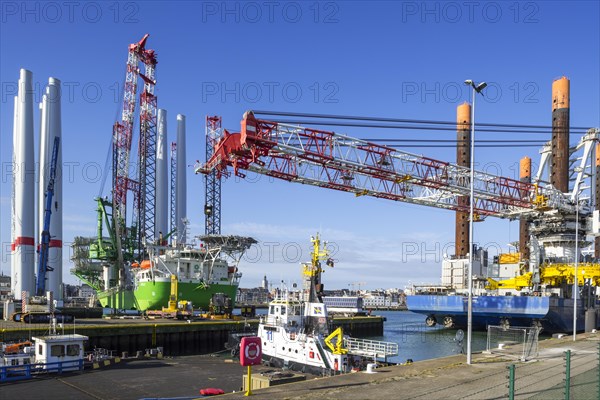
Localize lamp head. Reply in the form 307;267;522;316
465;79;487;95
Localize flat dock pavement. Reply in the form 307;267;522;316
0;353;275;399
1;333;599;399
227;332;600;400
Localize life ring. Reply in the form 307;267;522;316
245;342;260;361
194;264;200;271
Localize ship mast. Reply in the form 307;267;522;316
302;234;334;303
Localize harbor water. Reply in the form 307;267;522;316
249;308;487;364
370;310;488;364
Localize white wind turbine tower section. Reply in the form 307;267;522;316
175;114;187;244
155;109;169;239
38;78;63;300
12;69;36;299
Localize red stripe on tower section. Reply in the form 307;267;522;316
11;236;35;251
49;240;62;248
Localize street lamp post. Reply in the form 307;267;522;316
464;79;487;365
573;196;579;341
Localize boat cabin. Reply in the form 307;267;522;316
32;334;88;371
266;298;303;328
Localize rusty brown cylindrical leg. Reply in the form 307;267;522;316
595;143;600;259
455;102;471;257
551;77;570;193
519;156;531;262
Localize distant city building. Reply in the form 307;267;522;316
237;287;271;305
62;283;98;308
64;284;79;298
0;278;99;305
323;289;347;297
0;275;11;301
362;289;404;308
261;274;269;290
237;284;406;308
79;284;95;298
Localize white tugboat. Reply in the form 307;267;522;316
258;234;398;375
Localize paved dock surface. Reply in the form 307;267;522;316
0;353;273;399
225;333;600;400
1;333;599;399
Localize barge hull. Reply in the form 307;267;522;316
406;295;591;333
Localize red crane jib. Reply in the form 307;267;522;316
130;33;149;52
203;112;539;217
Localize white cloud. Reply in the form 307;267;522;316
226;221;444;290
63;214;96;236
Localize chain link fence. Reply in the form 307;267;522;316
507;342;600;399
486;325;541;361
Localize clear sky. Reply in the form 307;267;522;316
1;1;599;291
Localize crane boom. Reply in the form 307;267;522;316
36;137;60;296
196;112;571;219
107;34;158;288
205;116;223;235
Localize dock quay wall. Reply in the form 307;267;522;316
332;315;385;336
0;316;384;356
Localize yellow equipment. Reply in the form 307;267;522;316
324;327;348;355
486;262;600;290
163;274;178;312
302;233;334;278
541;263;600;286
533;183;550;210
486;273;532;291
145;274;192;319
498;253;520;264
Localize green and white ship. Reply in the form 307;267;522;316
71;200;257;311
72;234;256;311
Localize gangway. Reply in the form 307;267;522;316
344;337;398;362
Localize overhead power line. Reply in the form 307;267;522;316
269;119;586;135
251;110;591;133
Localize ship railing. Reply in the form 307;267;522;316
272;291;302;302
89;348;115;361
344;337;398;360
0;359;84;383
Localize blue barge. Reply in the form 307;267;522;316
406;295;591;333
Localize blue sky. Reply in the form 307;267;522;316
1;1;599;290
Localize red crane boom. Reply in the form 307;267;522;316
113;34;158;261
197;112;570;219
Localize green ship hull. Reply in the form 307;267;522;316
97;281;238;311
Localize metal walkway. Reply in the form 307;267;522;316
344;337;398;360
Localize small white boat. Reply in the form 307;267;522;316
1;341;34;367
0;320;88;382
